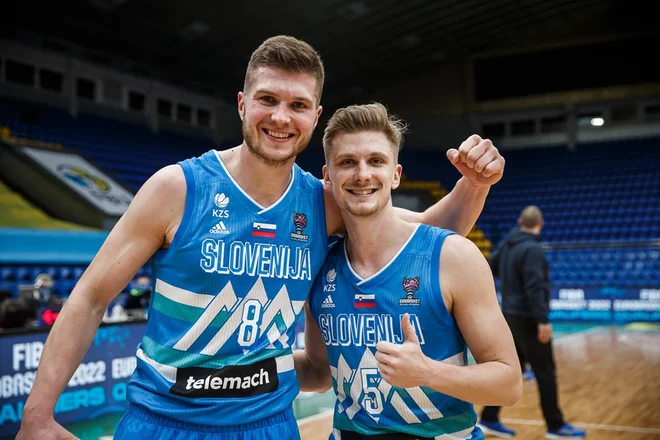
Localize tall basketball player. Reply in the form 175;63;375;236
297;103;521;440
18;38;505;440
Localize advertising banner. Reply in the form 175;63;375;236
549;287;660;322
20;147;133;216
0;321;146;437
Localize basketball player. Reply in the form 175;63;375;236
296;103;521;439
17;37;504;440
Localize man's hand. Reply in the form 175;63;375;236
447;135;504;187
537;323;552;344
16;417;78;440
375;314;433;388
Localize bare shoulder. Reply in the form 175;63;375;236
145;164;186;194
441;234;485;263
134;165;186;211
128;164;186;245
323;180;344;236
440;234;491;299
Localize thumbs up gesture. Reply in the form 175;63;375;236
375;313;432;388
447;134;504;187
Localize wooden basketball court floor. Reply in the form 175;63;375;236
14;323;657;440
298;323;660;440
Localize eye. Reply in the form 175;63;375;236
260;96;276;104
292;101;308;109
371;157;385;165
339;159;354;166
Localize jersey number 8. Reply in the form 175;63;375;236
238;299;262;346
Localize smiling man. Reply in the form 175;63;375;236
295;103;522;440
18;37;505;440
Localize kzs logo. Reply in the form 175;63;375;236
324;269;337;292
213;193;230;218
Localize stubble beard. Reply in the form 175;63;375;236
242;116;311;167
343;198;380;219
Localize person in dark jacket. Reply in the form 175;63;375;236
477;206;586;439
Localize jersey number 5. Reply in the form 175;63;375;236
361;368;384;418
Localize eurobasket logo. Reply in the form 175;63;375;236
58;165;110;192
290;212;309;243
399;276;421;307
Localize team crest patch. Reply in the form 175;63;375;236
399;276;421;307
290;212;309;243
323;269;337;292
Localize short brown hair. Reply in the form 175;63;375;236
323;102;408;161
245;35;325;104
518;205;544;228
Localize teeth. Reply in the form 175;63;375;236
351;189;375;195
267;130;290;139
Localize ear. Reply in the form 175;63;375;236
237;92;245;121
391;164;403;190
322;164;331;185
314;105;323;128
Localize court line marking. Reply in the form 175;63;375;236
297;409;334;426
502;418;660;434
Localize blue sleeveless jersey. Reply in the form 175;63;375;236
127;150;328;425
309;225;483;439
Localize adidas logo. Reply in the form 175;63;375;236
209;221;229;235
321;295;336;308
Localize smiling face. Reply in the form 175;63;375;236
324;130;402;218
238;66;322;167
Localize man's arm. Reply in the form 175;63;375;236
325;135;504;236
394;135;504;236
375;235;521;407
293;302;332;393
17;165;185;439
521;246;550;324
488;240;505;278
324;180;345;237
522;246;552;342
394;177;489;236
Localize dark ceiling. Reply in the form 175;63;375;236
1;0;653;111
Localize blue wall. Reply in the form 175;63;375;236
0;228;109;264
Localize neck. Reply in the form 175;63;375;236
344;205;417;279
218;143;295;207
520;226;540;235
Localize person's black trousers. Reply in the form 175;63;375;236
480;315;564;430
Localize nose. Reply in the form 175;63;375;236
271;102;291;126
353;160;371;183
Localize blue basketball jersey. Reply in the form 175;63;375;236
127;150;328;426
309;225;483;439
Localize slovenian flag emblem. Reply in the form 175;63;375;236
354;293;376;308
252;222;277;238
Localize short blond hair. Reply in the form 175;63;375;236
245;35;325;104
518;205;544;228
323;103;408;160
